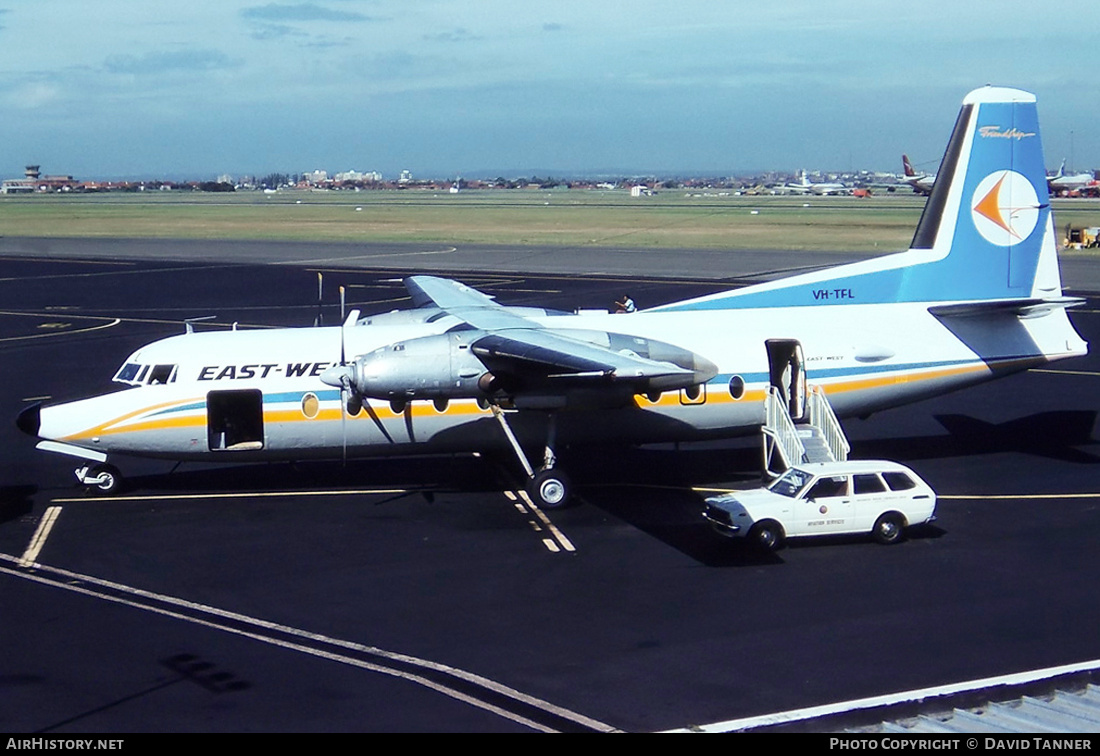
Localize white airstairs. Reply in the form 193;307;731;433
762;384;850;478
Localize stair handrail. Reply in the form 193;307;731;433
763;385;805;473
806;384;850;462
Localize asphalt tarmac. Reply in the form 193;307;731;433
1;246;1099;733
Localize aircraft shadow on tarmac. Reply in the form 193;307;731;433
37;408;1094;566
856;410;1100;465
117;453;501;504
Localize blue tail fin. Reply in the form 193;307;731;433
656;86;1060;312
901;86;1053;301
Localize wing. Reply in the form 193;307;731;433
404;276;715;391
405;275;533;331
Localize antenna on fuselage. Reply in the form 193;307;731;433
184;315;217;334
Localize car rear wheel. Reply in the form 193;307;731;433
872;512;906;545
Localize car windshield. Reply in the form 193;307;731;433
768;468;813;498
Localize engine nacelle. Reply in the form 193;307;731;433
351;332;488;400
345;327;718;404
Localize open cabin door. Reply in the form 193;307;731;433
765;339;807;422
207;389;265;451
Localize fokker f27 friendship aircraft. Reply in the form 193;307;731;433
17;86;1089;507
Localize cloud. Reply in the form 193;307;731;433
422;28;483;44
104;49;239;76
241;3;374;23
3;78;63;111
247;23;308;41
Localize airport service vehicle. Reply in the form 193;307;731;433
702;461;937;550
16;87;1089;507
1063;225;1100;249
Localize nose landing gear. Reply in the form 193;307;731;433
75;463;123;495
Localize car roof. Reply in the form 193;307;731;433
791;460;915;476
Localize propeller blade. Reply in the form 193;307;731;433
340;385;348;465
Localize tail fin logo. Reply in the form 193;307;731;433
970;170;1040;247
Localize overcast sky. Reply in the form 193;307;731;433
1;1;1097;180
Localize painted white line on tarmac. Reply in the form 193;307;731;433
1030;368;1100;377
941;493;1100;500
0;553;615;733
0;317;121;344
51;488;408;503
517;491;576;553
20;506;62;567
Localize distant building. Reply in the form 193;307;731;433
1;179;34;194
334;170;383;184
2;165;76;193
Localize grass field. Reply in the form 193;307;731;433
2;189;1099;254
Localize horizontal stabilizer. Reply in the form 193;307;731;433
929;296;1084;318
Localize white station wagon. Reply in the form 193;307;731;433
703;460;936;550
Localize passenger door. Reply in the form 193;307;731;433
851;473;892;530
793;474;852;536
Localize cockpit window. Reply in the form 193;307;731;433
148;364;176;384
115;363;142;383
113;362;178;386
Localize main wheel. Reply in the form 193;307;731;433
528;469;571;509
872;512;906;545
749;520;784;551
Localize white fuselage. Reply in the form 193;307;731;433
33;300;1086;464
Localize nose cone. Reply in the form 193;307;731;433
16;403;41;437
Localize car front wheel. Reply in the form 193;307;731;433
749;520;784;551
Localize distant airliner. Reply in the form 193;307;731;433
902;154;935;195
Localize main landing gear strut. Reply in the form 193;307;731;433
491;405;571;509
